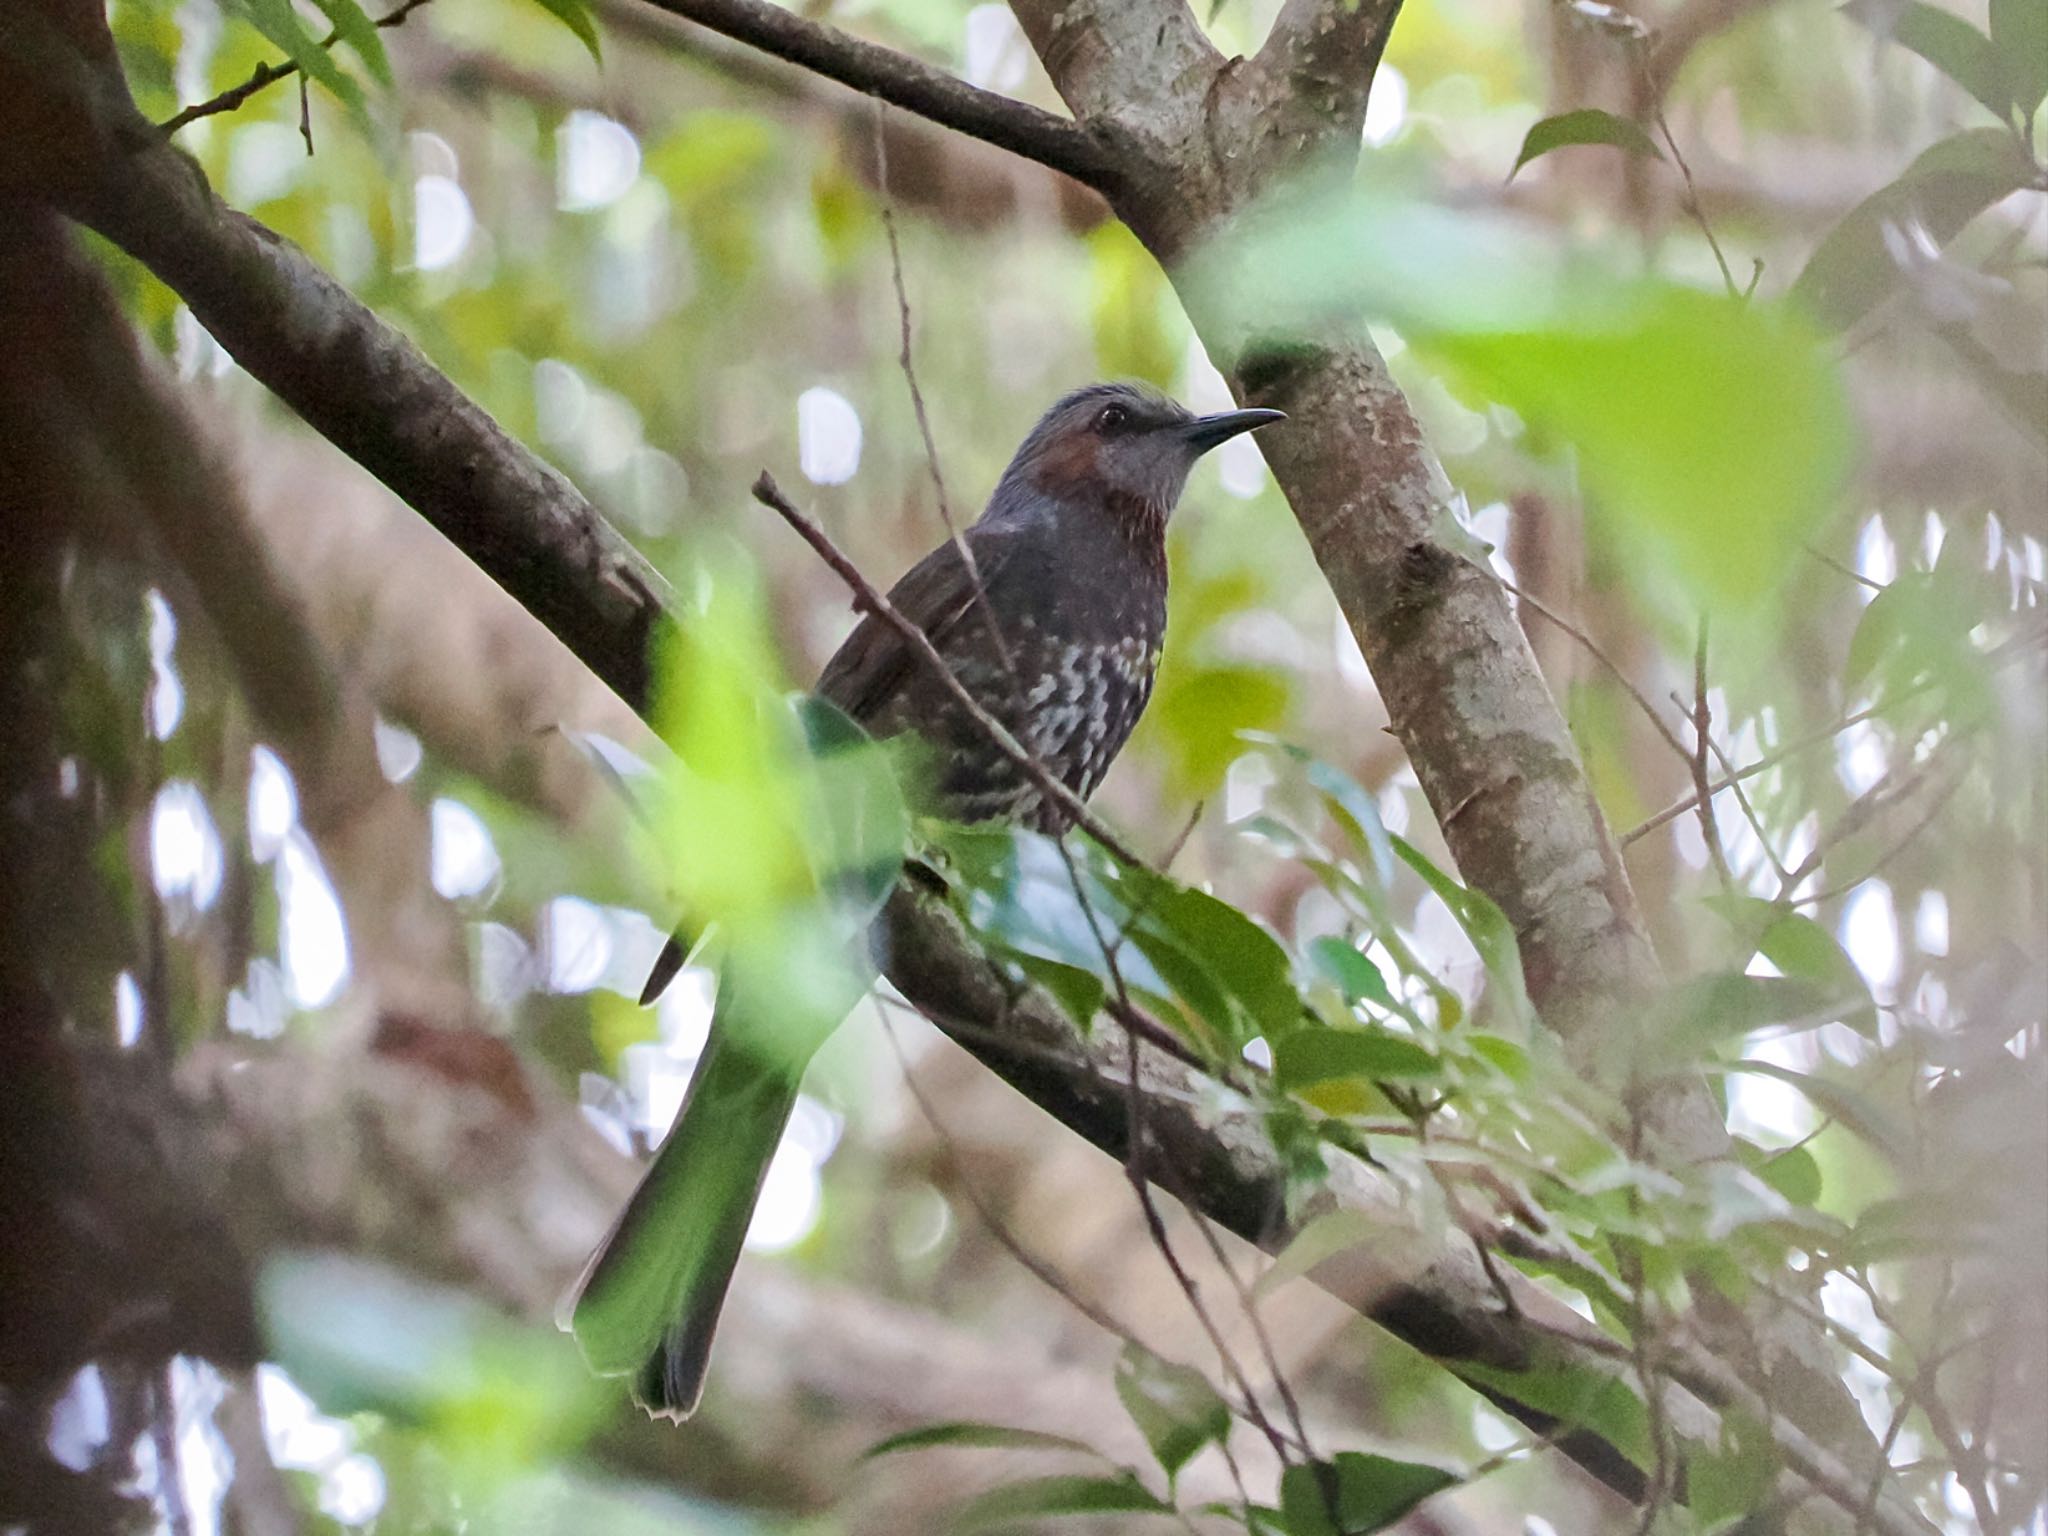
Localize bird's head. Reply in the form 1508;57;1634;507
991;382;1284;535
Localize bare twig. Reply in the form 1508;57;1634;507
1690;618;1738;889
1700;727;1791;883
751;470;1149;869
878;1005;1135;1344
1497;568;1693;766
1623;626;2048;845
158;0;436;135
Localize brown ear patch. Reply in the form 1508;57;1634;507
1026;430;1104;498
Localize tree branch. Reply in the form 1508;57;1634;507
6;5;672;714
1244;0;1405;156
622;0;1131;195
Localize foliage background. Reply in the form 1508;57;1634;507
4;0;2044;1531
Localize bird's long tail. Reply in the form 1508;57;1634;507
560;1004;805;1420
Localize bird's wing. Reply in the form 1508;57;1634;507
814;529;1014;725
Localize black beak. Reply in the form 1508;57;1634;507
1180;407;1286;453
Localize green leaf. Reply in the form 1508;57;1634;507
1455;1357;1652;1469
526;0;603;61
307;0;389;86
1432;292;1853;614
1756;911;1877;1034
1253;1210;1383;1299
1686;1409;1783;1526
1509;109;1664;179
1736;1137;1824;1207
1138;882;1301;1039
1278;1453;1459;1536
1011;953;1107;1030
1113;1344;1233;1485
1153;663;1290;799
1309;936;1398;1012
1274;1026;1441;1089
235;0;363;112
1992;0;2048;116
1791;128;2040;332
1187;190;1853;613
865;1421;1105;1460
1653;974;1862;1065
1842;0;2010;121
1390;836;1532;1025
1844;568;1986;698
1722;1060;1912;1162
951;1474;1174;1531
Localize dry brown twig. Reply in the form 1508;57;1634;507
749;470;1148;869
159;0;437;136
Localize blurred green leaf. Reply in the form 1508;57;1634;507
1088;221;1179;386
1431;292;1853;614
1845;570;1979;694
1509;109;1663;179
1153;663;1290;799
108;0;184;118
1686;1408;1783;1525
866;1421;1105;1459
308;0;390;86
1991;0;2048;116
1842;0;2010;120
952;1473;1174;1530
1757;911;1878;1034
525;0;602;62
1278;1453;1458;1536
1737;1137;1825;1206
1012;951;1109;1029
1189;190;1854;611
1654;974;1864;1064
1391;835;1532;1025
1456;1357;1652;1469
1114;1344;1233;1486
261;1254;606;1468
1273;1025;1442;1089
234;0;363;112
1723;1060;1912;1161
1253;1210;1383;1298
1791;129;2039;332
1309;935;1399;1012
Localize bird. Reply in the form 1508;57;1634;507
561;381;1284;1420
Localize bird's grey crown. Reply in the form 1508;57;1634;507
985;380;1195;529
1027;380;1191;444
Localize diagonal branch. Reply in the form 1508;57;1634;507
62;134;670;712
625;0;1131;194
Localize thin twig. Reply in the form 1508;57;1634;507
1622;625;2048;845
871;103;1025;698
1690;617;1737;890
158;0;436;135
878;1003;1135;1342
1496;569;1693;766
1630;42;1749;301
1049;833;1300;1470
751;471;1148;868
1701;728;1790;882
1793;757;1966;908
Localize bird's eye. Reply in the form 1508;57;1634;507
1095;404;1129;432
